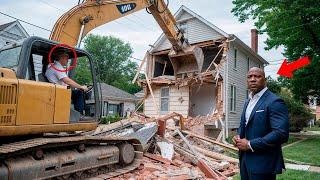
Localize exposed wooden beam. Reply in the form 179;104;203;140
132;52;149;84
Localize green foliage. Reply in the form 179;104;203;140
266;76;281;94
74;57;92;85
266;77;313;132
83;34;142;94
101;114;121;124
232;0;320;103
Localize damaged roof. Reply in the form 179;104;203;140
150;5;268;65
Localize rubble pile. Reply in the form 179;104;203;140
93;112;239;179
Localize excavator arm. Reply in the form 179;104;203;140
50;0;203;76
50;0;183;50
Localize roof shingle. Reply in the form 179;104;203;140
98;83;138;102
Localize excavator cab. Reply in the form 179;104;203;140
0;36;100;137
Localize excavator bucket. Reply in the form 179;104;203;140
168;46;204;76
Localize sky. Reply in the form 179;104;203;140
0;0;285;78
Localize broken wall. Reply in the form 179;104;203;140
189;83;216;117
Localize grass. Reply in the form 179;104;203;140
283;135;300;146
283;137;320;166
303;125;320;131
232;169;320;180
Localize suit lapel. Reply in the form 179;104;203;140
240;99;249;136
241;100;249;123
247;90;270;126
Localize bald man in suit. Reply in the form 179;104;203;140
233;67;289;180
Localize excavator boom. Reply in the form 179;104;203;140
50;0;181;49
50;0;204;75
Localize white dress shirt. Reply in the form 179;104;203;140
245;86;268;125
245;86;268;152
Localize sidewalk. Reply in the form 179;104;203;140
286;163;320;173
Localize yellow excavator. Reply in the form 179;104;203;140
0;0;203;179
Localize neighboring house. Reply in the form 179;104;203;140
134;90;145;102
98;83;139;117
308;95;319;122
316;106;320;121
139;6;268;137
0;21;29;48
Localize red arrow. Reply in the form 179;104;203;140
277;56;311;78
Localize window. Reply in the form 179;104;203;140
103;102;108;116
0;46;22;70
230;85;236;112
258;64;261;68
160;87;169;113
234;49;237;69
32;54;43;81
108;104;119;115
247;57;250;71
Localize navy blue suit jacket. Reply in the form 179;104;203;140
238;89;289;174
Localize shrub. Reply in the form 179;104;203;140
101;113;121;124
267;77;313;132
279;90;313;132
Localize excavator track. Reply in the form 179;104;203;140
0;136;143;179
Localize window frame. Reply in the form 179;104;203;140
247;57;250;71
230;85;236;112
233;49;237;70
160;87;170;114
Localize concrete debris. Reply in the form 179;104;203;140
157;141;174;160
96;112;239;179
122;122;158;146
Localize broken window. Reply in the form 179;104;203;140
160;87;169;114
230;85;236;112
201;45;223;72
153;55;174;77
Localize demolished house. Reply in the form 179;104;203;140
138;6;269;138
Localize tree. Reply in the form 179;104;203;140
74;57;92;85
232;0;320;103
267;77;313;132
83;34;141;94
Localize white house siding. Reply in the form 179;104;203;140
144;85;189;118
0;22;29;49
226;43;264;129
153;10;224;52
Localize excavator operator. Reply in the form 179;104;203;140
45;50;88;115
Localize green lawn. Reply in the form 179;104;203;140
303;125;320;131
283;137;320;166
283;135;300;146
232;169;320;180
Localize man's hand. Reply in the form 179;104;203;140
80;85;89;92
232;135;240;146
236;138;250;151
